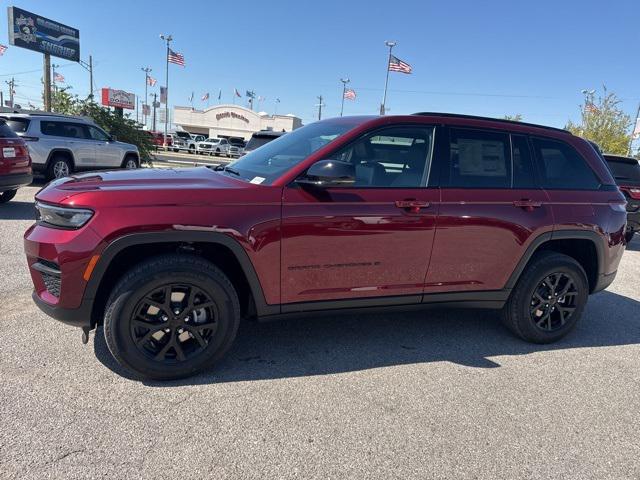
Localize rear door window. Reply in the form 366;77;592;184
531;137;600;190
447;128;511;188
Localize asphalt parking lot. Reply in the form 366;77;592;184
1;184;640;480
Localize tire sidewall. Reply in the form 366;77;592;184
105;263;239;380
513;257;588;343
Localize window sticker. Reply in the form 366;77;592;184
250;176;266;184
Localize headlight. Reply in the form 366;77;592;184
35;202;94;229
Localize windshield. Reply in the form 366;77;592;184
225;119;362;184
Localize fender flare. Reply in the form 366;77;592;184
46;148;76;169
85;231;278;319
504;229;605;290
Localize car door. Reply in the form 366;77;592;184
59;122;95;168
86;125;122;168
281;125;440;308
425;127;553;295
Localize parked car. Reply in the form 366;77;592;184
145;131;172;148
228;137;246;157
241;130;285;156
25;113;627;380
171;132;206;153
1;113;140;180
0;119;32;203
196;138;223;155
603;154;640;243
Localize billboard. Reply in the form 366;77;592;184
7;7;80;62
101;88;135;110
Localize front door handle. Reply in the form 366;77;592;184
395;200;430;213
513;199;542;211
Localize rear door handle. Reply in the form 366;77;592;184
395;200;430;213
513;199;542;211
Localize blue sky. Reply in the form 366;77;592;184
1;0;639;127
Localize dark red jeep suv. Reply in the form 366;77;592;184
24;113;627;380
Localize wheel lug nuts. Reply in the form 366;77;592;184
174;309;180;315
161;315;168;322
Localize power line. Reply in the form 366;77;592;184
0;61;76;77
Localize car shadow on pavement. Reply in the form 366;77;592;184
0;201;36;220
93;289;640;385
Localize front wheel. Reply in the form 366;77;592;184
122;156;139;169
103;254;240;380
0;189;17;204
502;252;588;344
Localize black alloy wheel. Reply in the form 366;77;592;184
131;284;218;362
529;272;578;332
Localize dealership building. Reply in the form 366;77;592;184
173;104;302;140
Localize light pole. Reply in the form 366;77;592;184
581;88;595;136
141;67;152;128
629;102;640;156
160;34;173;146
340;77;350;117
380;40;396;116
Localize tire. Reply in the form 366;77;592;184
215;148;220;156
122;155;139;169
47;155;72;180
0;189;17;204
188;146;195;154
103;254;241;380
501;251;588;344
625;231;635;244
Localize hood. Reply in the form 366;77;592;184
114;140;138;150
35;166;266;207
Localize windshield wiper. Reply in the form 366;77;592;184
223;166;240;176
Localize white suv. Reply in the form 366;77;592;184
1;113;140;179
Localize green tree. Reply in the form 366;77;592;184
565;87;632;155
503;114;523;122
50;90;154;162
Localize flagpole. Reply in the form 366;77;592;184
340;77;350;117
628;102;640;156
141;67;151;128
380;40;396;116
160;34;173;146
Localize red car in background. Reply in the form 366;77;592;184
0;119;32;204
145;131;172;147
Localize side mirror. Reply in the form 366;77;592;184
110;135;117;142
296;160;355;188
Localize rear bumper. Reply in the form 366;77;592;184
0;172;33;192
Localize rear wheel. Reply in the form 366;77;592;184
502;251;588;343
103;254;240;380
47;155;72;180
0;189;17;204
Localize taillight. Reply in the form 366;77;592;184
0;144;28;159
620;186;640;200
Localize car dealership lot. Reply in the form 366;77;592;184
1;185;640;479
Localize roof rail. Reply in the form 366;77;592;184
411;112;571;134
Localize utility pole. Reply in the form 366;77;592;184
141;66;152;127
5;78;15;108
43;54;52;112
160;34;173;147
629;102;640;156
380;40;396;116
150;92;158;132
316;95;325;121
79;55;94;100
340;78;350;117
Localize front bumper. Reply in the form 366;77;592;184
32;290;91;327
0;172;33;192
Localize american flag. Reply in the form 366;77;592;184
344;88;356;100
168;49;185;66
0;44;7;56
234;88;241;97
147;76;157;86
201;92;209;101
54;72;65;83
585;103;599;114
388;54;412;74
633;119;640;139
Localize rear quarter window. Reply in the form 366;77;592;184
531;137;600;190
3;118;30;133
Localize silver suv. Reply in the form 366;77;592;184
1;113;140;179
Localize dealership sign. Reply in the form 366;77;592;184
101;88;135;110
216;111;250;123
7;6;80;61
